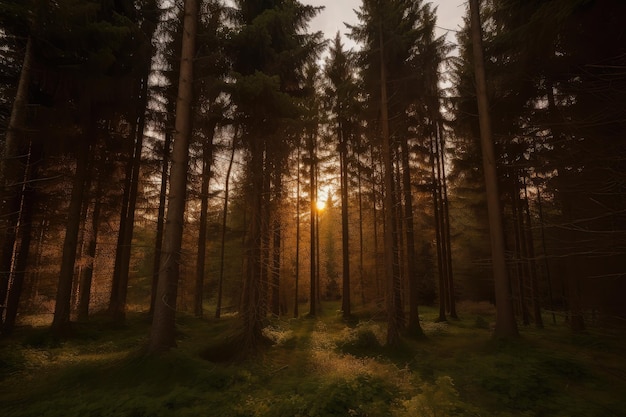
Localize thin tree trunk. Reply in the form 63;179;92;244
400;132;423;337
195;126;216;317
0;37;32;326
522;174;543;328
308;131;317;317
110;74;150;322
430;131;447;323
271;167;282;317
216;134;236;319
294;145;300;318
511;174;530;325
51;140;91;335
148;0;198;353
470;0;518;338
356;150;366;305
77;186;101;322
536;184;556;324
437;122;457;319
339;123;351;317
150;132;172;314
3;140;38;334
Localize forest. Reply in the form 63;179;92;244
0;0;625;416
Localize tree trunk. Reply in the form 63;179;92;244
195;126;216;317
339;123;351;317
109;74;150;322
294;145;301;317
380;27;401;346
399;132;423;337
51;140;91;336
216;135;236;319
150;132;172;314
437;122;457;319
240;138;265;348
470;0;518;338
2;140;39;334
148;0;198;353
308;131;317;317
77;187;101;322
522;175;543;328
0;37;32;326
430;131;447;323
271;167;282;317
356;149;366;305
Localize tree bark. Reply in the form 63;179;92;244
150;132;172;314
308;131;317;317
399;132;423;337
470;0;518;338
215;135;236;319
339;122;351;317
148;0;198;353
2;140;39;334
380;27;401;346
294;145;301;317
195;126;216;317
0;37;32;325
51;140;91;336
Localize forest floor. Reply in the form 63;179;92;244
1;302;625;417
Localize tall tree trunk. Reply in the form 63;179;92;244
259;154;271;318
271;167;282;317
77;184;102;322
437;122;457;319
241;138;264;348
0;37;32;326
371;147;382;300
522;175;543;328
308;131;317;317
294;145;301;317
536;185;556;324
339;123;351;317
109;74;150;322
150;132;172;314
430;131;447;323
195;126;216;317
400;133;423;337
148;0;198;353
216;134;236;319
51;140;91;336
355;150;366;305
511;173;530;325
380;27;401;346
469;0;518;338
2;140;39;334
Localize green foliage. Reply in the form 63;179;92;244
1;307;625;417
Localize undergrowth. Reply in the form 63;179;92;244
0;305;625;417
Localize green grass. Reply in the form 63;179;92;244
1;304;625;417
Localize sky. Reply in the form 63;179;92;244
303;0;467;51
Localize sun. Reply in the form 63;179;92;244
316;199;326;211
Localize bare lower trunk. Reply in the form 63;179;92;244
51;140;90;336
195;127;215;317
470;0;518;338
216;135;236;319
150;132;171;314
148;0;198;353
3;140;38;334
380;28;401;345
0;37;32;326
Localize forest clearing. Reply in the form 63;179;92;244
1;302;625;417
